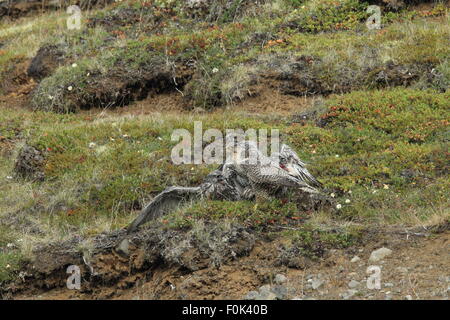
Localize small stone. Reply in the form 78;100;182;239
348;280;360;289
259;284;272;294
116;239;130;256
244;291;259;300
369;247;392;262
341;289;358;300
257;291;277;300
272;285;288;299
396;267;408;274
291;297;302;300
274;274;287;284
351;256;361;263
405;295;413;300
384;282;394;288
311;278;324;290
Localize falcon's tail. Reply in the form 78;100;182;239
127;186;201;234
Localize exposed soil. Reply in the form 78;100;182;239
27;45;66;81
3;225;449;300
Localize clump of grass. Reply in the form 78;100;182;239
164;199;303;229
286;88;449;224
284;0;370;33
277;223;363;265
31;39;171;113
0;251;24;283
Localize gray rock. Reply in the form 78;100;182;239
348;280;360;289
259;285;272;295
311;278;324;290
274;274;287;285
244;291;259;300
341;289;358;300
272;285;288;299
252;284;277;300
369;247;392;262
257;291;277;300
116;239;130;256
351;256;361;263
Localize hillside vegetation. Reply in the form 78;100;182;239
0;0;448;291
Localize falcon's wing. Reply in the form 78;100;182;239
240;159;318;193
127;186;201;234
280;144;322;188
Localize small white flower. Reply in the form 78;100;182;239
72;63;78;68
348;190;352;194
67;86;73;91
330;193;335;198
157;137;163;141
312;150;316;154
383;184;389;190
110;137;115;141
212;67;219;73
48;95;54;100
6;243;14;248
88;142;96;148
372;190;377;194
122;134;130;138
335;154;339;158
87;73;90;77
336;204;342;210
6;264;10;269
345;199;351;204
6;176;13;180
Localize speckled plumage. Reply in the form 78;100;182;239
126;142;321;233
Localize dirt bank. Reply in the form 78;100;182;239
3;223;449;300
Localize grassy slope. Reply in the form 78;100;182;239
0;0;449;283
